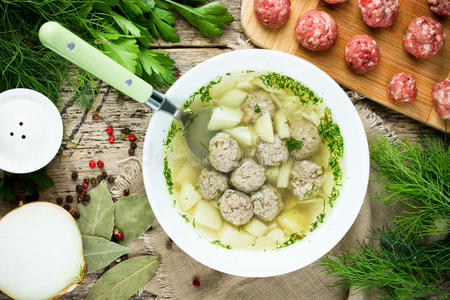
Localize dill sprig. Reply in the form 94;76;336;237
319;228;450;299
286;137;304;152
259;72;323;104
211;240;232;249
370;134;449;238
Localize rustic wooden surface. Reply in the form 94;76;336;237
242;0;450;132
0;0;443;299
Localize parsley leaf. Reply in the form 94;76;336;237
163;0;234;37
286;137;305;151
148;2;179;42
96;35;140;72
138;49;175;87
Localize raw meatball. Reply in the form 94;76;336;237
290;160;325;200
358;0;399;28
251;184;283;222
345;35;380;75
289;118;321;161
208;133;242;173
386;73;417;103
323;0;346;4
432;79;450;119
254;0;291;28
218;190;253;226
428;0;450;16
403;17;446;59
197;168;229;200
230;159;266;193
256;135;289;166
295;10;339;51
241;90;275;123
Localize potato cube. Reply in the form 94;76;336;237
277;161;292;188
193;200;222;232
219;224;256;248
244;218;268;237
179;181;202;211
235;81;254;90
274;111;290;139
277;209;309;235
207;106;242;130
224;126;252;146
265;166;280;186
255;112;274;143
174;163;199;186
220;89;248;107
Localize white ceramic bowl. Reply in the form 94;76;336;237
142;49;369;277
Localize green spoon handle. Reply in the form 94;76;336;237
38;21;152;104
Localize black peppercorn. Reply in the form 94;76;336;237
76;184;83;193
63;204;71;211
56;197;63;204
66;195;73;203
130;142;137;149
121;128;131;135
90;177;97;185
123;189;130;196
97;175;103;182
107;176;115;183
82;194;91;202
101;171;108;179
83;178;89;184
70;210;80;219
128;148;135;156
71;171;78;180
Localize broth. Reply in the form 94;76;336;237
163;71;344;250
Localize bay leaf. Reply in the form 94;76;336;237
82;235;131;273
114;194;155;246
86;256;160;300
77;181;114;239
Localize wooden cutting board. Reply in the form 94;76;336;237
241;0;449;132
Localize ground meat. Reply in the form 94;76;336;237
197;168;229;200
256;135;289;166
386;73;417;103
290;160;325;200
241;90;275;123
345;35;380;75
230;159;266;193
428;0;450;16
432;79;450;119
294;10;338;51
358;0;399;28
323;0;346;4
289;118;321;161
254;0;291;28
208;133;242;173
218;190;253;226
403;17;446;59
251;184;283;222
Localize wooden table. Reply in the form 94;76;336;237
0;0;441;299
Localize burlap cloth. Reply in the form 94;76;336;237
110;96;404;300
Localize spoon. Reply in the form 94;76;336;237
38;22;216;163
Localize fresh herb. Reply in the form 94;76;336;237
211;240;232;249
310;212;326;232
259;72;323;104
254;104;261;113
370;134;449;238
0;168;54;202
276;233;304;249
320;228;449;299
164;121;180;147
1;0;233;108
192;218;196;228
183;76;222;109
181;214;190;223
163;156;174;195
286;137;304;152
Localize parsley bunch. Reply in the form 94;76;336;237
0;0;234;108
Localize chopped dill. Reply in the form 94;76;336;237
254;104;261;113
164;121;180;147
163;156;174;195
259;72;323;104
199;141;209;152
183;76;222;109
226;72;231;76
276;233;304;249
192;218;196;228
180;214;190;223
211;240;232;249
286;137;305;151
310;212;326;232
245;70;255;73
